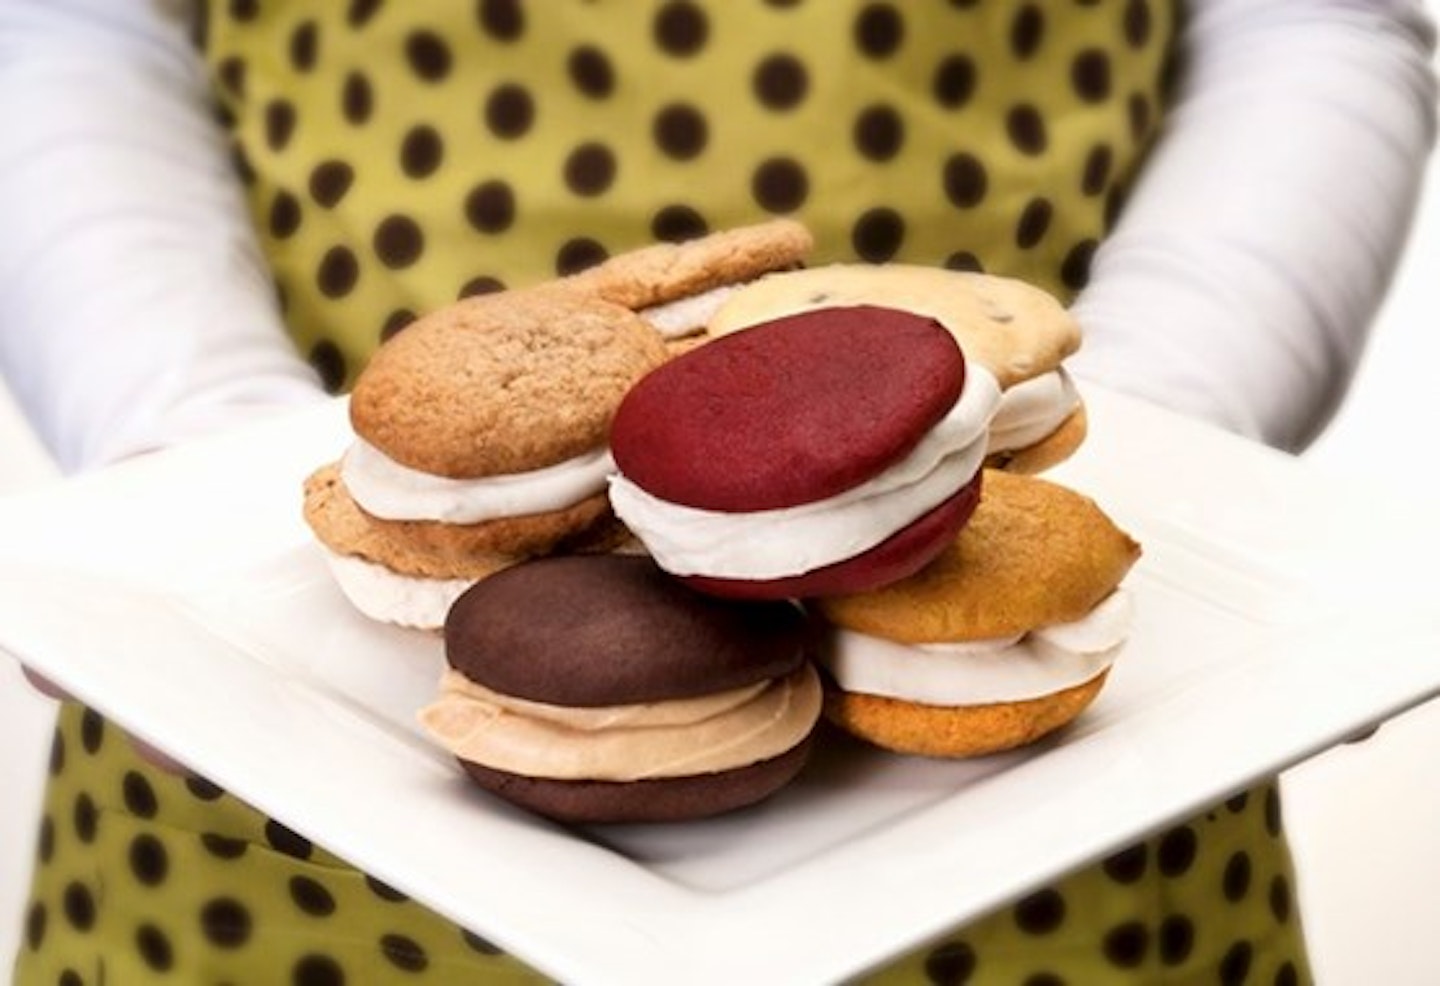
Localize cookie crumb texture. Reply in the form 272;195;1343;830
350;289;667;478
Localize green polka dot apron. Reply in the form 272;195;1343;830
17;2;1314;983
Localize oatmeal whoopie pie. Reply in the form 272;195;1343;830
608;305;1001;599
303;288;667;630
708;264;1087;473
419;554;821;823
816;469;1141;758
563;218;814;348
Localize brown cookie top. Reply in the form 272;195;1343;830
611;306;966;511
708;264;1080;389
562;219;814;310
349;289;668;478
818;469;1141;642
445;554;809;706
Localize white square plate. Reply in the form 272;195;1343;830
2;388;1438;985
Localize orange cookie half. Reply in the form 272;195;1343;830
815;469;1141;758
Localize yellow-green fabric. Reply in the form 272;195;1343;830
196;0;1177;391
15;2;1314;983
17;704;1310;984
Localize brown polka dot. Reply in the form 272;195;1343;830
1269;874;1293;923
854;3;904;59
569;45;615;98
1125;0;1153;47
289;20;320;72
310;160;355;207
122;770;158;818
751;157;808;212
458;277;504;300
72;794;97;843
381;309;418;339
1010;4;1044;59
924;941;976;984
365;874;409;902
555;237;608;275
1015;197;1052;248
753;53;808;110
312;339;347;390
58;971;81;986
485;84;534;139
1265;787;1284;836
405;30;452;82
201;896;252;948
653;103;708;160
264;99;297;152
81;709;104;753
218;56;246;99
1062;238;1098;291
136;923;173;972
1157;825;1197;876
342;72;374;125
933;54;977;109
270;190;302;238
1102;843;1146;884
465;180;515;233
317;247;360;300
229;0;259;21
25;901;45;951
944;251;982;272
186;775;224;801
200;832;249;860
1275;962;1300;986
266;819;314;859
374;215;424;268
461;928;501;955
1071;49;1111;102
289;875;336;916
1159;914;1195;965
381;933;429;972
1104;185;1126;229
1220;940;1254;985
1006;104;1047;155
654;1;708;57
128;833;168;886
652;204;709;242
852;208;904;261
1081;144;1112;196
564;142;617;196
1013;887;1065;934
1103;920;1149;968
400;124;444;178
48;731;64;776
1223;851;1253;902
478;0;525;40
1128;92;1152;141
293;954;346;986
854;104;904;161
347;0;382;27
943;152;987;208
63;881;95;931
232;145;257;185
37;816;54;864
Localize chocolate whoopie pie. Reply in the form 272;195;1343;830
607;306;1001;599
419;554;822;823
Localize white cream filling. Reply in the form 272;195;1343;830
638;285;742;339
608;367;1002;579
823;589;1134;705
341;440;614;524
986;368;1081;454
322;548;474;630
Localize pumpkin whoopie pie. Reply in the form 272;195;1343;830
419;554;821;823
816;469;1141;758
